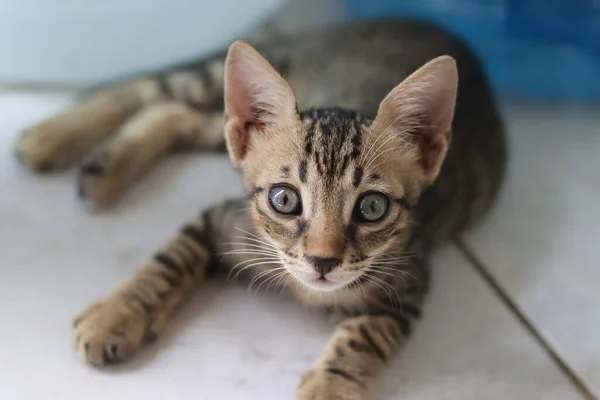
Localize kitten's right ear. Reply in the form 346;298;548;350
224;41;298;168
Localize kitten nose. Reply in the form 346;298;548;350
308;256;342;276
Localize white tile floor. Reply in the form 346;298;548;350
0;92;598;400
463;102;600;398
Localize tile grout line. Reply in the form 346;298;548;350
454;238;597;400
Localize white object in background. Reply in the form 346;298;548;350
0;0;286;85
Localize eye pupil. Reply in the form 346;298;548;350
268;185;302;215
354;192;389;222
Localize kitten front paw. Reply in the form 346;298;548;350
15;125;83;172
73;297;151;366
296;369;366;400
77;148;128;211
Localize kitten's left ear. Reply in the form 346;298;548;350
224;41;298;168
371;55;458;183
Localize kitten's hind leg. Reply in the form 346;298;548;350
14;79;166;171
77;102;224;210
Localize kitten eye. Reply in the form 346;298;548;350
354;192;389;222
268;185;302;215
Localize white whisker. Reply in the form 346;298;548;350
221;242;280;251
360;112;408;165
230;235;280;250
264;271;287;293
220;250;279;258
249;267;286;293
255;269;288;293
365;272;402;309
227;257;282;281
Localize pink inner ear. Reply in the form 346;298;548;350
225;41;297;128
371;56;458;179
223;41;298;164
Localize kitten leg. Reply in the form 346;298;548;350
297;307;422;400
77;102;224;209
72;199;249;366
14;79;167;171
14;56;226;172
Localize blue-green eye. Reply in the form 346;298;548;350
268;185;302;215
354;192;389;222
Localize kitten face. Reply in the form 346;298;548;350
223;41;457;293
241;109;419;292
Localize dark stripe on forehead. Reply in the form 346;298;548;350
281;165;290;177
340;154;350;177
353;167;364;188
351;119;362;159
299;160;308;183
304;123;315;155
298;108;374;181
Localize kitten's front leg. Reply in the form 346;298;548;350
297;311;416;400
73;200;248;366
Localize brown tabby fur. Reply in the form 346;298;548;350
14;19;505;399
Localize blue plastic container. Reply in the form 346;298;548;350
345;0;600;102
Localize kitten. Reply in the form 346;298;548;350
15;19;506;399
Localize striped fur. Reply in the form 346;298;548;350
16;19;505;399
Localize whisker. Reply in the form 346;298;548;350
370;265;417;281
361;122;417;168
362;274;393;307
350;278;368;308
221;242;280;251
264;271;287;293
219;250;279;258
234;261;282;285
362;132;401;170
379;249;417;256
364;272;402;310
255;269;288;293
227;257;282;281
230;235;280;250
276;274;294;295
233;228;270;242
360;112;408;165
371;256;413;262
369;268;409;284
363;146;403;172
249;267;286;293
362;123;436;171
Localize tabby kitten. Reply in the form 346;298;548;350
14;19;505;399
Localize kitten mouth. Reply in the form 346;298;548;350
313;276;335;286
300;276;343;292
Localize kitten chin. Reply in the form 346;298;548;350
285;261;366;293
